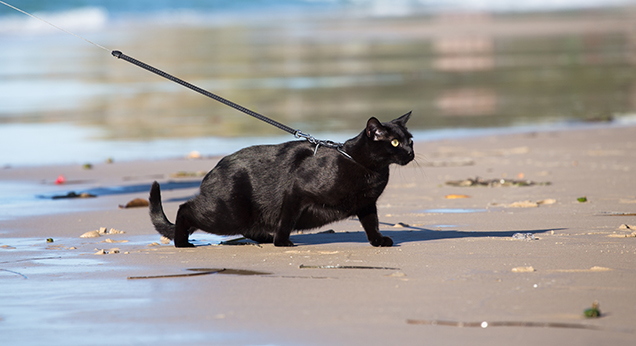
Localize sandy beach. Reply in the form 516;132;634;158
1;123;635;345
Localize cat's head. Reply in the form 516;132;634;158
364;111;415;166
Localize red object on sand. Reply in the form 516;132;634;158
55;175;66;185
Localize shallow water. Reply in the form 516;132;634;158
0;233;271;345
2;3;636;166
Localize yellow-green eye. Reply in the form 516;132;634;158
391;139;400;147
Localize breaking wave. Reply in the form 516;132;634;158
0;7;108;34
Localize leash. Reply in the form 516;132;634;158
1;1;352;159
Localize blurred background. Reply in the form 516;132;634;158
2;0;636;165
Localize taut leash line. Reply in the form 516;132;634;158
111;50;351;159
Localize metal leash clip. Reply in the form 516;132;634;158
295;130;353;160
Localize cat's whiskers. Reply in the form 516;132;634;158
409;154;429;180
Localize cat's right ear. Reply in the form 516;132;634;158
366;117;388;141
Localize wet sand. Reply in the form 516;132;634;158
1;124;636;345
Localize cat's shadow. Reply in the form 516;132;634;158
291;225;561;246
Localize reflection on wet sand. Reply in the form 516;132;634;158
2;8;636;141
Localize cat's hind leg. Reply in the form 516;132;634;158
244;233;274;244
173;203;196;248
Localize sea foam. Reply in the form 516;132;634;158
0;7;108;35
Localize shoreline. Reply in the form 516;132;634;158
1;124;636;345
2;116;635;168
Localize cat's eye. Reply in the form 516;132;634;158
391;139;400;147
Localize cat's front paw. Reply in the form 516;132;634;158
175;242;195;248
370;236;393;247
274;239;295;247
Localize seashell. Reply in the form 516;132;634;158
511;266;535;273
445;194;470;199
589;266;611;272
509;200;538;208
102;238;128;243
98;228;125;235
80;230;101;238
94;249;106;255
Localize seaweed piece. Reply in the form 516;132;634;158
445;177;550;187
127;268;271;280
299;264;400;270
584;301;601;318
51;191;96;199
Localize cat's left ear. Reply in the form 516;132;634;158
366;117;388;141
392;111;412;126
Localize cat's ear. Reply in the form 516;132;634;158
366;117;388;141
392;111;412;126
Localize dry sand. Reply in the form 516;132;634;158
1;124;635;345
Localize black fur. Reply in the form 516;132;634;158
149;112;414;247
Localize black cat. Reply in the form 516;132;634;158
149;112;414;247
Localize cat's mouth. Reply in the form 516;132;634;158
396;153;415;166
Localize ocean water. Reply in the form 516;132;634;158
2;0;636;166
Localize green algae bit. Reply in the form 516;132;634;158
577;196;588;203
584;301;601;318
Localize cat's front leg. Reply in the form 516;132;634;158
273;234;294;247
357;205;393;247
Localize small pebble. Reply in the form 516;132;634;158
512;233;535;241
186;150;201;159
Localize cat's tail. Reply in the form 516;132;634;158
149;181;176;240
